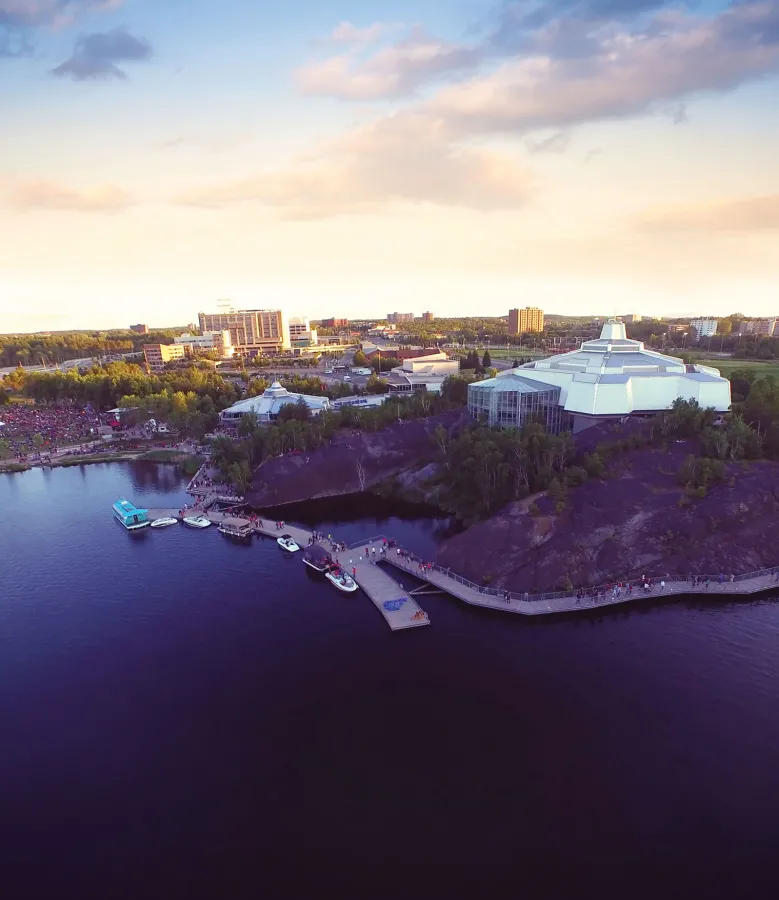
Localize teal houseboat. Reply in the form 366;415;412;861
113;498;150;531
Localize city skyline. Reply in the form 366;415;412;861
2;0;779;332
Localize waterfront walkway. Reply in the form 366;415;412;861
381;554;779;616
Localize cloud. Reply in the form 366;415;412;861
0;1;121;30
10;180;135;212
297;24;483;100
174;113;532;219
330;21;389;45
525;130;571;153
51;27;151;79
637;195;779;231
427;2;779;135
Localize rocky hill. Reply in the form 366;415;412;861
246;408;468;508
436;439;779;593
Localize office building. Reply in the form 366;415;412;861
690;318;718;339
143;343;186;372
174;330;234;358
198;308;290;355
508;307;544;334
129;324;149;334
468;321;731;433
288;317;319;347
387;312;414;324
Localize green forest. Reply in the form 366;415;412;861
0;329;185;367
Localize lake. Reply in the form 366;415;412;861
2;463;779;895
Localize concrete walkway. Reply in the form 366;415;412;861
382;555;779;616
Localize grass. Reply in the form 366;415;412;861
694;358;779;380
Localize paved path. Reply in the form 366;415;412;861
382;556;779;616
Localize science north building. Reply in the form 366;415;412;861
467;321;732;434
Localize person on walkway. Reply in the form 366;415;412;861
352;567;357;579
660;580;665;591
730;573;735;583
371;547;376;556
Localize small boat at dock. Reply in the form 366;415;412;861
277;533;300;552
151;517;178;528
218;521;253;540
302;544;333;572
183;515;211;529
325;566;359;593
113;498;150;531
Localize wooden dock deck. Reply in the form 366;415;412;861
252;524;430;631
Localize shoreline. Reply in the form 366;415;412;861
0;449;203;475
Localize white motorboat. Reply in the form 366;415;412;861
277;534;300;552
150;517;178;528
183;515;211;529
325;567;359;593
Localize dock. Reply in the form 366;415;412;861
252;523;430;631
382;554;779;616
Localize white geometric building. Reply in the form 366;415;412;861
219;381;330;425
468;321;731;433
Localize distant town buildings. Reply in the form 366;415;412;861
468;321;731;434
387;312;414;324
421;311;435;322
321;318;349;328
219;381;330;425
690;318;718;339
739;319;778;336
288;317;319;347
198;308;290;356
129;324;149;334
174;330;234;358
143;343;186;372
621;314;642;323
508;307;544;334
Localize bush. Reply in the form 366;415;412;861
528;502;540;516
564;465;588;487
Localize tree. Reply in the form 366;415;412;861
482;349;492;368
227;459;252;495
352;349;368;367
237;411;259;437
0;387;9;405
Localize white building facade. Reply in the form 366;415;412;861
219;382;330;425
690;318;718;338
468;321;731;433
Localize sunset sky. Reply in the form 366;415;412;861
1;0;778;332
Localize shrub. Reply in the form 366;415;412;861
528;502;540;516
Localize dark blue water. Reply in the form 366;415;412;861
3;464;779;895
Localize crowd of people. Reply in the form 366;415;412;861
0;403;107;457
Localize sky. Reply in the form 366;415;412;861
1;0;778;332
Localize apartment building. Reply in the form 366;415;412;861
143;343;186;372
387;312;414;324
197;308;290;355
690;318;718;338
509;307;544;334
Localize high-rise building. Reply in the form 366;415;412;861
387;312;414;324
143;343;186;372
422;311;435;322
690;318;718;339
174;330;234;358
754;318;777;335
288;317;319;347
197;308;290;355
509;307;544;334
129;324;149;334
321;318;348;328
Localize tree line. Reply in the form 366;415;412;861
0;328;185;367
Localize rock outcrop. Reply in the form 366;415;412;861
246;408;468;508
436;441;779;592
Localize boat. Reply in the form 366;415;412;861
113;498;150;531
277;533;300;552
324;566;359;593
218;521;253;540
302;543;334;573
150;517;178;528
183;515;211;529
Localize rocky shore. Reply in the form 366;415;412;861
436;439;779;593
246;408;468;508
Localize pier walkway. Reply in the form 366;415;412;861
381;554;779;616
252;524;430;631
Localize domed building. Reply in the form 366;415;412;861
219;381;330;426
467;321;731;433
